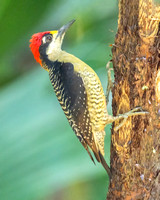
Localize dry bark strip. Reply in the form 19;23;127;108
107;0;160;199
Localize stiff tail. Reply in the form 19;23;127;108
81;135;111;178
85;145;96;165
92;149;111;178
98;151;111;178
81;140;96;165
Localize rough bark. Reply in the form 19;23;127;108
107;0;160;199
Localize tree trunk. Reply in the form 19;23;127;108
107;0;160;199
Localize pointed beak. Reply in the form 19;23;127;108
56;19;75;39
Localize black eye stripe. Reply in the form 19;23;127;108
42;34;53;43
39;34;53;58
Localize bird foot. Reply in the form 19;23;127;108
114;107;149;131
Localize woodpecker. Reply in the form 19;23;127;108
30;20;147;178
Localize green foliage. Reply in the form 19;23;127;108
0;0;117;199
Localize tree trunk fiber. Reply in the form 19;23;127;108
107;0;160;199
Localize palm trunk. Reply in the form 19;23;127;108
107;0;160;199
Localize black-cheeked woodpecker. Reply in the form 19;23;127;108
30;20;148;178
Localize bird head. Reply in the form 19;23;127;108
29;20;75;69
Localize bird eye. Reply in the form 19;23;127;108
46;35;52;43
42;34;52;44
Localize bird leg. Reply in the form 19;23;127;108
106;61;113;105
112;107;148;131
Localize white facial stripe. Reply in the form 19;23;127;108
46;37;62;55
42;37;46;44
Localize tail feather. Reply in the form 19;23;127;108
81;140;96;165
91;143;111;178
98;151;111;178
85;146;96;165
81;134;111;178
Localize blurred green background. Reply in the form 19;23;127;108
0;0;118;199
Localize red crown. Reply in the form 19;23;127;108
30;31;50;65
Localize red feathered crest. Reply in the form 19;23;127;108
29;31;50;65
